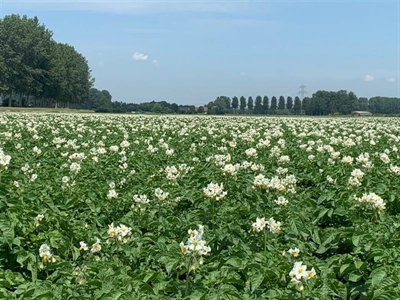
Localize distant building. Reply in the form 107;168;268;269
195;106;208;113
178;106;191;113
351;111;373;116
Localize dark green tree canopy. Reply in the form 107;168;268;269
0;14;94;108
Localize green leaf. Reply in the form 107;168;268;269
250;273;264;293
330;281;347;299
340;264;353;276
370;268;387;287
315;245;328;254
0;219;14;248
165;258;180;274
225;257;243;269
348;272;363;282
317;208;329;220
352;235;362;247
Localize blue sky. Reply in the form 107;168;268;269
1;0;399;105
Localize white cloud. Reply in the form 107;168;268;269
364;74;374;82
386;77;396;83
132;52;148;61
152;60;160;67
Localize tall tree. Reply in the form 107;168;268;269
356;97;369;111
239;96;246;111
247;96;254;112
278;96;285;110
293;96;301;114
49;43;93;107
262;96;269;114
270;96;277;113
86;88;112;111
0;14;53;106
208;97;229;115
286;96;293;111
302;97;311;115
232;96;238;112
254;95;262;114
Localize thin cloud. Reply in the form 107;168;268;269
152;60;160;67
386;77;396;83
364;74;374;82
132;52;148;61
98;61;105;68
2;0;251;15
240;72;246;76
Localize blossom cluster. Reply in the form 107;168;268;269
78;239;102;254
0;149;11;169
180;225;211;256
251;217;282;233
107;223;132;242
354;192;386;211
348;168;364;187
155;188;169;201
203;182;227;200
253;174;297;194
289;261;316;287
39;244;55;262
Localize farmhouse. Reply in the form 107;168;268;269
351;111;373;116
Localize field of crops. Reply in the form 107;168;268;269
1;113;400;299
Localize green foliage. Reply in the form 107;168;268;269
239;96;246;112
278;96;285;110
0;14;93;108
270;96;277;112
1;114;399;298
247;97;254;112
293;96;302;114
286;97;293;111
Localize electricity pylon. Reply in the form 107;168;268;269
298;84;308;100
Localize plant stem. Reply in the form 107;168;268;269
212;199;215;228
264;227;267;252
185;256;192;297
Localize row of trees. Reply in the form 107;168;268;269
207;95;301;115
206;92;400;115
83;88;195;113
0;14;93;108
86;90;400;115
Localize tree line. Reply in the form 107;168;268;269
206;91;400;115
0;14;93;108
86;89;400;115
